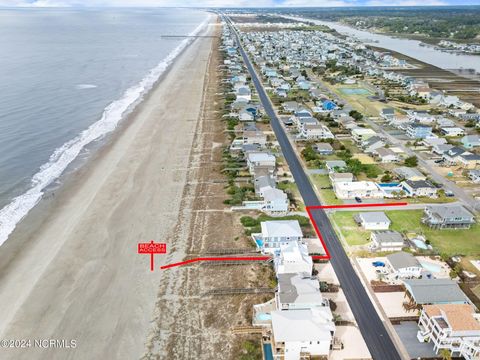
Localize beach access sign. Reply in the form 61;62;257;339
137;240;167;271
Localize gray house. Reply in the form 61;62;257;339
422;205;475;229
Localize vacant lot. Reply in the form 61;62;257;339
331;210;480;255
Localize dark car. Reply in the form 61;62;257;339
354;197;362;203
372;261;385;267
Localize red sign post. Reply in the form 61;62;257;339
138;240;167;271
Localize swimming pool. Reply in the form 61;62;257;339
256;313;271;321
255;239;264;247
263;343;274;360
413;239;428;250
421;261;442;273
340;88;371;95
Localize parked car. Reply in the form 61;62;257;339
354;196;362;203
372;261;385;267
445;191;455;197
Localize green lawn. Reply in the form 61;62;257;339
310;174;331;188
331;209;480;256
329;212;370;246
308;174;344;205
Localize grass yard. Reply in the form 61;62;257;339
310;174;331;188
331;209;480;256
329;212;370;246
309;174;343;205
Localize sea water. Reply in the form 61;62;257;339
0;8;209;245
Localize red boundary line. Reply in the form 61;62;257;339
160;202;408;270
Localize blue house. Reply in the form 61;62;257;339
322;100;337;111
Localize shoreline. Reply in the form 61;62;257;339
0;14;217;360
0;12;211;248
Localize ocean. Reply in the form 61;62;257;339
0;8;209;245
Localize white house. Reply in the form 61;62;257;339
386;252;423;279
274;241;312;276
374;147;400;163
236;86;251;102
356;211;391;230
262;188;289;215
352;128;376;143
441;127;465;137
401;180;437;198
253;220;303;254
247;152;276;173
270;308;335;360
370;230;405;252
276;273;328;311
298;124;334;140
333;181;384;199
417;304;480;360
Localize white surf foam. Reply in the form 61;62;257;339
0;15;211;247
75;84;98;90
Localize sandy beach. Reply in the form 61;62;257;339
0;14;216;360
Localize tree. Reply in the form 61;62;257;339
349;110;364;121
439;348;452;360
404;155;418;167
381;172;392;183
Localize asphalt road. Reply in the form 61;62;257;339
224;17;403;360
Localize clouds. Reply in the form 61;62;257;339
0;0;477;7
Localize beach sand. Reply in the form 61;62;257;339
0;15;216;360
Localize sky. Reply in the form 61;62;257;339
0;0;479;7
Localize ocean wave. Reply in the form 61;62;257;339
0;14;211;247
75;84;98;90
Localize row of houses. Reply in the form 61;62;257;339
222;27;290;217
251;220;337;359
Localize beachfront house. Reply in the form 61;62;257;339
417;304;480;360
422;205;475;229
370;230;405;252
247;152;276;173
356;211;391;230
270;308;335;360
252;220;303;254
276;273;329;311
274;241;312;276
386;252;423;279
333;181;384;200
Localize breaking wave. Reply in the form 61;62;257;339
0;15;210;247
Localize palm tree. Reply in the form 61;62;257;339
439;349;452;360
